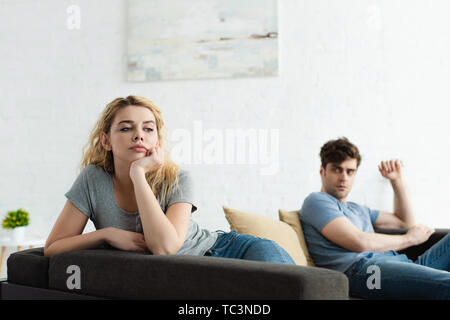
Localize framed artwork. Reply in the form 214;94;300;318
127;0;278;81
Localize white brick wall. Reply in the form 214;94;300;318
1;0;450;277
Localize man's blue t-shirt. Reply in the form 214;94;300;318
300;192;381;273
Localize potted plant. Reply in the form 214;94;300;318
2;208;30;242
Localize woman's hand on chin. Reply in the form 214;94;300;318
129;146;164;179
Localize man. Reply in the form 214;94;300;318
300;137;450;299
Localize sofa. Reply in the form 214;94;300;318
1;206;448;300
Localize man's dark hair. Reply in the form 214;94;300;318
320;137;362;169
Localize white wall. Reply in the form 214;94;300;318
1;0;450;277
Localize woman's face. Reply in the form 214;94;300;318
102;105;159;165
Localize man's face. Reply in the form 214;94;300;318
320;158;358;202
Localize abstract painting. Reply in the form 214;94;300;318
127;0;278;81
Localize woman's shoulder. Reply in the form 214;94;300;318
82;164;107;174
79;164;111;181
177;169;192;181
166;168;197;212
176;169;194;187
177;168;190;178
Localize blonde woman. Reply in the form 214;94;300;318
44;96;294;265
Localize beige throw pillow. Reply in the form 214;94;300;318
278;209;315;266
222;205;307;266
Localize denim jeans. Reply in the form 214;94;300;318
344;233;450;299
204;231;295;265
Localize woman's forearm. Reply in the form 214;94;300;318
130;169;181;255
44;228;109;257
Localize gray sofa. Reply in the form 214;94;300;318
1;228;449;300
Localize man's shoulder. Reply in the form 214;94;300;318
303;192;338;206
346;200;367;211
300;192;340;218
300;192;344;229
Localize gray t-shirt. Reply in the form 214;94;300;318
64;164;218;256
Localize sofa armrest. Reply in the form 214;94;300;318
375;228;450;261
7;247;49;289
399;228;450;261
48;249;348;300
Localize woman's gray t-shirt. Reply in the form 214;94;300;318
64;164;218;256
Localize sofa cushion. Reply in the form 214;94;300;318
222;206;307;266
278;209;315;266
47;248;348;299
7;247;49;288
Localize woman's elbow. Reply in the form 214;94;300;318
152;249;173;255
151;247;177;255
43;246;53;257
149;240;183;255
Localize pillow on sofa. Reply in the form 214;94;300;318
222;206;307;266
278;209;315;266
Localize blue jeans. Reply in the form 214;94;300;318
204;231;295;265
344;233;450;299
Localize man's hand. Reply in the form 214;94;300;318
378;159;416;228
405;224;435;246
378;159;402;182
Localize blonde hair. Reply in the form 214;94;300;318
79;95;180;205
